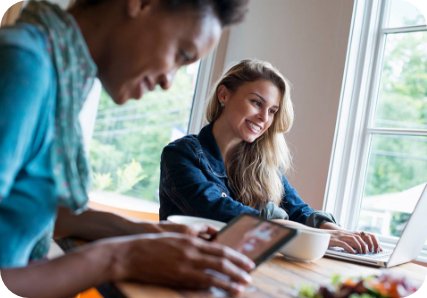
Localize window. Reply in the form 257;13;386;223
325;0;427;261
89;62;201;210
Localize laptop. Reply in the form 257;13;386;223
325;184;427;267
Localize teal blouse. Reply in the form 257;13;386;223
0;23;58;268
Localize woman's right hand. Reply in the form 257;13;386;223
108;233;255;295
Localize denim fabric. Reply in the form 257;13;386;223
160;122;330;225
0;24;58;267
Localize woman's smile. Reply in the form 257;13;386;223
245;120;262;134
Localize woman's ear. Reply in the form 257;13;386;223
217;85;229;105
127;0;152;18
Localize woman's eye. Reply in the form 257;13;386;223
269;109;277;114
252;100;261;107
179;49;192;64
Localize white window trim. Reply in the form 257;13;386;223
188;31;230;134
187;52;216;134
325;0;427;263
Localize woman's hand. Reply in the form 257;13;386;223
272;219;383;254
110;233;254;295
2;233;254;298
320;222;382;254
146;221;219;239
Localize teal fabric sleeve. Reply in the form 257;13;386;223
0;46;49;198
0;24;58;267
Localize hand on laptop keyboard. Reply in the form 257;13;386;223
325;227;383;254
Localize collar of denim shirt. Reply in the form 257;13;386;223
197;121;228;178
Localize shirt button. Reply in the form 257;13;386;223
221;192;227;197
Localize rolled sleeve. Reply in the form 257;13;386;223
305;211;338;228
259;201;289;220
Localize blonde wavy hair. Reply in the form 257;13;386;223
206;59;294;208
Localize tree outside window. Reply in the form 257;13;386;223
357;0;427;239
89;63;200;204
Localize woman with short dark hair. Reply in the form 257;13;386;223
0;0;254;297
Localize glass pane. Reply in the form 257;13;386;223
90;62;200;203
358;134;427;240
386;0;426;28
374;31;427;129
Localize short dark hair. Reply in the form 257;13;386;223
159;0;249;27
82;0;249;27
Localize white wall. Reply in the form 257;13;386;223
221;0;354;209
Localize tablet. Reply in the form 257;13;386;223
211;214;299;266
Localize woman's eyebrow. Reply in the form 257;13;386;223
249;92;279;109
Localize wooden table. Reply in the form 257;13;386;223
113;254;426;298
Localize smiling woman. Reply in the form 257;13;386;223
0;0;254;297
160;59;384;256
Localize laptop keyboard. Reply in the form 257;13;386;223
329;247;393;259
346;250;392;259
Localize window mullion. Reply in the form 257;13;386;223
382;25;427;35
367;128;427;136
345;0;390;231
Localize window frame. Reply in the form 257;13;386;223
324;0;427;263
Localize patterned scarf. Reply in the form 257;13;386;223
17;1;97;260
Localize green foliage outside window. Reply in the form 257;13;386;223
89;66;197;202
390;212;411;237
362;22;427;236
365;31;427;198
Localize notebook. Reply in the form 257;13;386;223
325;184;427;267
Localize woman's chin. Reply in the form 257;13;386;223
111;89;136;105
243;136;258;143
111;95;128;105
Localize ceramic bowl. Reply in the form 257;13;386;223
280;229;331;262
167;215;226;230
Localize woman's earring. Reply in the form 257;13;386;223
220;102;225;107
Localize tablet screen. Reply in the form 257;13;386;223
211;214;297;265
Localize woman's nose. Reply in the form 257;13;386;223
258;108;269;122
159;69;177;90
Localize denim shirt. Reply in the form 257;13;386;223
160;122;336;227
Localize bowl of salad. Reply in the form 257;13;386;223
298;273;419;298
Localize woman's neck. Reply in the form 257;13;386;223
212;119;242;163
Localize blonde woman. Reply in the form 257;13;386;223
160;59;382;254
